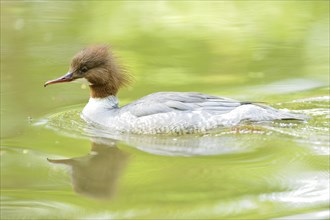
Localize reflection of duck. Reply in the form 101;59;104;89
44;45;307;135
48;140;129;199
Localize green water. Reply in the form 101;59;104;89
1;1;329;219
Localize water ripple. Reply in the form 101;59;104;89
35;96;330;156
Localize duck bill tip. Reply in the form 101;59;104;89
44;72;74;87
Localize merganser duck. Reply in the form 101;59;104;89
44;45;306;135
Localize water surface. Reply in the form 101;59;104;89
1;1;329;219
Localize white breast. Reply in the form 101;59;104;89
82;96;119;126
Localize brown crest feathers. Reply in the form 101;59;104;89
71;45;132;98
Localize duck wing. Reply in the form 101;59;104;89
120;92;244;117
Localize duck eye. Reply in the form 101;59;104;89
80;66;88;73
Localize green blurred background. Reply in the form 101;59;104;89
1;1;329;219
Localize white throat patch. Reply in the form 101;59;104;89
75;78;93;86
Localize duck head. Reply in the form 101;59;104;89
44;45;131;98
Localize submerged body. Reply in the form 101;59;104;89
45;45;306;135
81;92;305;135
